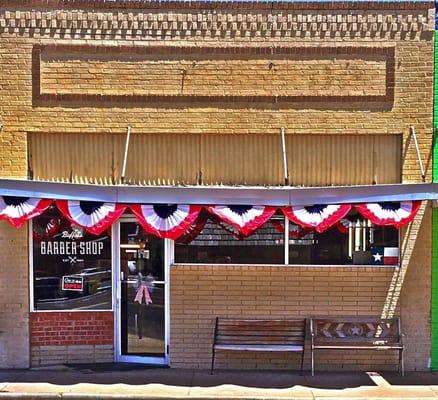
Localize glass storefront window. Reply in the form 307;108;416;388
175;214;285;264
32;207;112;311
175;211;399;266
288;215;399;265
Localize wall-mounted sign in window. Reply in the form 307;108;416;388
61;275;84;291
32;207;112;311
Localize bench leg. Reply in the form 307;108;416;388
399;348;404;376
210;347;216;375
311;348;315;377
300;350;305;375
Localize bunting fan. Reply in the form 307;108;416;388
282;204;352;233
130;204;202;240
56;200;126;235
33;217;61;241
271;220;312;239
206;205;276;236
176;214;208;244
0;196;52;228
336;219;350;234
355;201;422;228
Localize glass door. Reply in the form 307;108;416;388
114;220;169;364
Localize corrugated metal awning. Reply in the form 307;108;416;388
0;178;436;206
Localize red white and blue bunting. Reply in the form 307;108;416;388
0;196;423;236
33;216;61;241
206;205;277;236
56;200;126;235
130;204;201;240
355;201;422;229
282;204;352;233
175;214;208;244
335;218;350;234
0;196;52;228
271;220;311;239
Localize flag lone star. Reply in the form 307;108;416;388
373;253;383;262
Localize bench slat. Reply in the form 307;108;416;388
217;326;305;332
216;330;304;336
218;320;304;327
216;338;305;345
215;344;304;352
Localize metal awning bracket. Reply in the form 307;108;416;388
121;125;132;184
410;126;426;182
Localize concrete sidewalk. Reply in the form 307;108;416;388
0;366;438;399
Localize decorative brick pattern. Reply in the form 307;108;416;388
30;311;114;346
0;4;434;40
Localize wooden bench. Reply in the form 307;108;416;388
211;317;306;374
310;317;405;376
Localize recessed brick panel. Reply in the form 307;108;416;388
38;46;390;103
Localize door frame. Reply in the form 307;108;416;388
113;217;173;365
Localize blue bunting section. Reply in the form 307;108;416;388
0;196;424;238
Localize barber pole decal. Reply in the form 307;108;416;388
0;197;52;228
206;205;276;236
282;204;352;233
130;204;201;240
56;200;126;235
355;201;421;228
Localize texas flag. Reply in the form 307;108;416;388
371;247;399;265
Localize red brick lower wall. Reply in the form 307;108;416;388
30;311;114;366
30;311;113;346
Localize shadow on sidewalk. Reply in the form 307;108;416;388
0;364;396;389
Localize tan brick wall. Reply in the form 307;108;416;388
0;3;434;182
169;264;397;370
400;205;432;371
170;225;431;373
0;223;29;368
0;1;434;370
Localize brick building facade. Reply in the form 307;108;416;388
0;0;435;371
